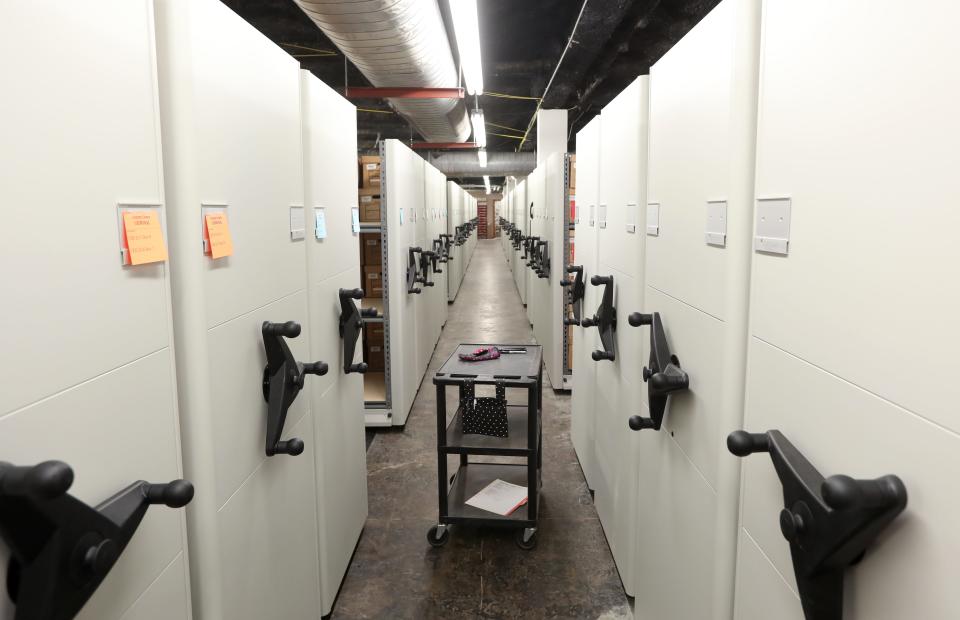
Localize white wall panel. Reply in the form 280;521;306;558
636;1;761;617
0;2;191;617
300;71;368;615
155;1;322;617
592;76;650;596
384;140;422;425
571;117;602;490
736;1;960;618
513;179;528;304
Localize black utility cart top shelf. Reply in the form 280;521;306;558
434;344;543;386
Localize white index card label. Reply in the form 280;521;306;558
289;206;305;240
646;203;660;236
705;200;727;246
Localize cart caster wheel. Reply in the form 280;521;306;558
515;528;538;550
427;525;449;547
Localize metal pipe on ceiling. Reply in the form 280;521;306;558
292;0;472;143
426;151;536;176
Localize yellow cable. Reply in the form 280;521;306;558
489;132;525;140
358;108;395;115
488;121;525;133
484;91;541;101
281;42;338;55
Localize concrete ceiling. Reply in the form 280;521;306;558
221;0;719;185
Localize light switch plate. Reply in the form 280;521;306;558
646;203;660;236
598;204;607;229
705;200;727;246
754;197;791;255
289;206;305;240
626;202;637;233
589;204;595;227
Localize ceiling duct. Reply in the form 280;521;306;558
426;151;536;177
293;0;471;143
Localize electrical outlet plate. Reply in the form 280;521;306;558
754;197;791;255
626;202;637;233
646;203;660;236
705;200;727;246
598;204;607;229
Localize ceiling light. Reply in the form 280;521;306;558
471;109;486;148
449;0;484;95
484;175;491;195
478;149;488;168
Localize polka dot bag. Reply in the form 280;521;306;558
460;380;509;438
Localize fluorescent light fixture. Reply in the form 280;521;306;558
478;149;488;168
449;0;484;95
471;109;486;148
484;175;491;195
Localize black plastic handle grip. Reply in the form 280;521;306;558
262;321;301;338
564;318;580;326
143;480;194;508
581;317;597;328
821;474;906;511
567;265;583;274
727;431;771;456
628;416;657;431
591;275;612;286
628;312;652;327
347;362;369;374
361;307;378;318
340;288;364;300
650;372;689;391
273;439;305;456
0;461;73;500
302;361;329;376
592;350;615;361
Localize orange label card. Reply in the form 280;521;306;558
122;210;168;265
204;212;234;259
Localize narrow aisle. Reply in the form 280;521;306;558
333;239;631;619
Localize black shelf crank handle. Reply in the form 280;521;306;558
581;275;617;361
562;265;585;326
406;247;423;294
338;288;368;375
627;312;689;431
419;251;436;287
261;321;328;456
727;430;907;620
0;460;193;620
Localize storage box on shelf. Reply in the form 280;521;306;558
359;155;381;190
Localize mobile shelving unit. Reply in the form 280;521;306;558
428;344;543;550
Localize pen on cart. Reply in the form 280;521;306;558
498;348;527;354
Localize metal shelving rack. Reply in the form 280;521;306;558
561;154;574;388
362;141;392;426
428;344;543;549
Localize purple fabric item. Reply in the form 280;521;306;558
458;346;501;362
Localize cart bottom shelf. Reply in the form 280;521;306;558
444;462;538;525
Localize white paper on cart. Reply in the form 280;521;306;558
465;479;528;516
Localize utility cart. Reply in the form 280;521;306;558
428;344;543;550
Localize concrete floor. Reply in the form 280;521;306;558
332;239;631;619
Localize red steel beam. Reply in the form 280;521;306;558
345;87;464;99
412;142;478;150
